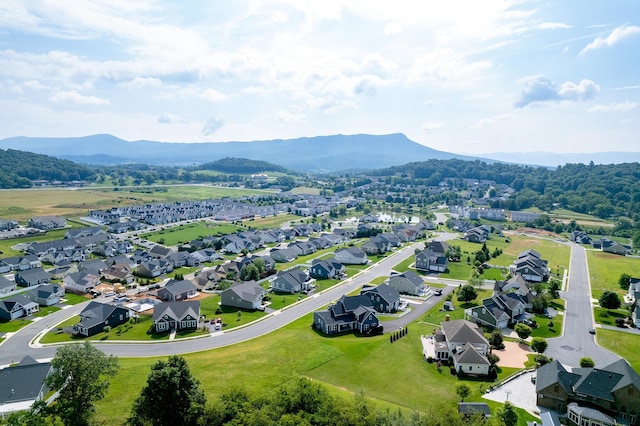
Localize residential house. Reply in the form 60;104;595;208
288;241;317;256
137;259;172;278
214;262;241;281
510;211;542;222
28;215;66;230
510;249;549;283
78;259;109;274
334;247;368;265
0;294;39;320
592;238;631;256
415;248;448;273
15;268;51;287
102;263;134;284
271;267;315;293
634;305;640;329
358;214;378;223
464;226;488;243
627;278;640;304
27;284;65;306
73;301;130;337
536;359;640;424
63;271;101;293
494;274;534;309
0;356;52;415
457;403;491;419
388;270;426;296
361;235;390;255
360;283;401;313
379;232;401;248
157;279;197;301
465;293;527;329
313;294;380;336
269;247;298;263
152;301;200;333
0;255;41;273
309;258;344;280
0;276;16;295
220;281;266;310
149;244;173;259
570;230;592;245
65;226;105;239
427;240;450;256
191;248;221;264
432;319;491;376
0;219;19;231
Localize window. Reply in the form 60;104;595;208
469;366;472;371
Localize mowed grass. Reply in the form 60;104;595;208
237;213;300;229
93;315;516;425
142;222;243;246
597;328;640;371
587;250;640;299
0;318;31;334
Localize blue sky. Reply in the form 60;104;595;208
0;1;638;154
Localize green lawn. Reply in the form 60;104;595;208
40;315;170;343
92;314;519;425
587;250;640;299
32;306;62;317
238;213;300;229
420;289;493;326
597;328;640;371
530;313;562;338
141;222;243;246
62;293;92;305
393;256;414;272
0;318;31;334
594;307;630;326
439;261;477;280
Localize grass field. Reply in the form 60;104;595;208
0;186;271;223
587;250;640;299
597;329;640;371
141;222;243;246
92;313;531;425
237;213;300;229
0;318;31;334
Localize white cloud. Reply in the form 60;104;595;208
580;25;640;55
407;48;492;87
514;76;599;108
123;77;163;89
422;122;445;133
200;88;228;103
536;22;571;30
49;90;111;105
276;111;305;123
588;101;637;113
463;92;494;101
158;113;187;123
474;114;510;128
202;115;225;136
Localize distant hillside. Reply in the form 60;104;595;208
481;151;640;167
0;148;95;188
200;157;289;174
0;133;485;172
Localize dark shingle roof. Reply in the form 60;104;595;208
0;357;51;404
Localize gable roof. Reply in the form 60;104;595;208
152;301;200;322
77;301;128;329
441;319;488;346
455;343;490;365
0;357;51;405
161;279;197;295
361;283;400;304
226;281;265;302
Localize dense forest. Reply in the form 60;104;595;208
0;149;95;188
199;157;289;174
374;159;640;221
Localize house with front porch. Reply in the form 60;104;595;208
415;248;448;273
360;283;401;313
432;319;491;376
27;284;65;306
510;249;549;283
0;294;39;320
152;301;200;333
313;294;380;336
0;276;16;295
73;301;130;337
270;267;315;294
15;268;51;287
63;271;101;294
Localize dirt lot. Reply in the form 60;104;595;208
494;341;532;368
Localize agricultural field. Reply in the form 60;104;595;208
587;250;640;299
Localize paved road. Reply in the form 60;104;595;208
1;241;451;364
545;243;620;367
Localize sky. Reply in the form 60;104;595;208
0;1;638;155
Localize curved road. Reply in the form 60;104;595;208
545;243;619;367
0;237;456;364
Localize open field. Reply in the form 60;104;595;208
587;250;640;299
92;314;531;425
237;213;300;229
141;222;243;246
0;185;270;222
597;329;640;371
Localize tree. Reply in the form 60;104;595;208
129;356;206;426
530;337;548;354
488;329;504;349
456;383;470;402
599;290;621;311
514;323;532;341
45;342;119;426
253;257;266;274
498;401;518;426
580;357;595;368
619;273;632;290
239;264;259;281
457;284;478;303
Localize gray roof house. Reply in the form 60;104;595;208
510;249;549;283
15;267;51;287
432;319;490;376
0;356;52;415
313;295;380;336
220;281;266;310
360;283;401;313
73;301;130;337
270;267;314;294
269;247;298;263
388;270;426;296
0;294;39;320
334;246;368;265
152;301;200;333
28;215;66;230
63;271;101;294
0;276;16;295
361;236;390;255
157;279;197;302
27;284;65;306
415;248;448;273
309;258;343;280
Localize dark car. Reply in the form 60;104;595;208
588;328;596;335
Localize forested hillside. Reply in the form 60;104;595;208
0;149;95;188
199;157;289;174
374;159;640;220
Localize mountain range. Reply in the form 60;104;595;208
0;133;637;171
